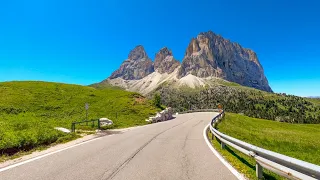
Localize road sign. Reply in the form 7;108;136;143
85;103;89;110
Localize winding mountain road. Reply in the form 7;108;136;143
0;112;237;180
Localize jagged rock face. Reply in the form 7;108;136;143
179;37;222;78
179;31;272;92
109;45;154;80
154;47;180;74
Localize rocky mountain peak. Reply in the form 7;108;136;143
128;45;148;60
179;31;272;92
158;47;172;56
180;36;218;78
154;47;180;74
109;45;154;80
186;38;201;56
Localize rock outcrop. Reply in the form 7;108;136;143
154;47;180;74
109;45;154;80
179;38;222;78
146;107;174;123
99;118;113;126
179;31;272;92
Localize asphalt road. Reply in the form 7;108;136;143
0;112;237;180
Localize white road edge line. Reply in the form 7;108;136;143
203;124;246;180
0;135;109;173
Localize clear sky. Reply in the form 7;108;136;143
1;0;319;97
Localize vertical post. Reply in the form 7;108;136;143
221;142;225;149
256;162;263;179
98;119;100;129
71;123;75;133
86;110;88;125
85;103;89;125
211;133;215;140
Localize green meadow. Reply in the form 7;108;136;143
0;81;159;155
210;113;320;179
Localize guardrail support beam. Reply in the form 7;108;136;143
256;162;263;179
71;123;75;133
221;142;225;149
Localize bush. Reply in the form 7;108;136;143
153;93;161;108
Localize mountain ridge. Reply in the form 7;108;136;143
101;31;272;94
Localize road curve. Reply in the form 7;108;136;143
0;112;237;180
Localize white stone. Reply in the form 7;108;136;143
100;118;113;126
55;127;71;133
147;107;174;124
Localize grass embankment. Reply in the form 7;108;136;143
0;81;159;158
209;113;320;180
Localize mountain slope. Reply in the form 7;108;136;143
100;31;272;94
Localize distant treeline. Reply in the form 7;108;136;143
153;85;320;124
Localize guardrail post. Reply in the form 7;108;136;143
71;123;75;133
98;119;100;129
256;162;263;179
221;142;225;149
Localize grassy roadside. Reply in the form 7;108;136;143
208;132;284;180
0;81;160;158
0;133;80;163
207;113;320;179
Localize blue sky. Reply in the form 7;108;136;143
0;0;319;96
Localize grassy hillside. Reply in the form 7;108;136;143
210;113;320;179
154;83;320;124
0;81;159;154
307;98;320;106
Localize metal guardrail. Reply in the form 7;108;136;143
205;110;320;180
71;119;100;133
179;109;220;114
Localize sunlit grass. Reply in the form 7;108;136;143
216;113;320;165
0;81;159;155
208;113;320;179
